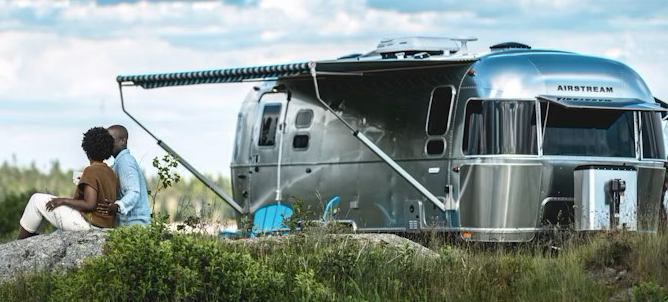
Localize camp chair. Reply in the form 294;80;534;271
322;195;340;222
220;196;340;238
250;203;293;237
219;203;293;238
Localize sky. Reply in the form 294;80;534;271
2;0;668;179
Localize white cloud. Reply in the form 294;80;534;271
1;0;668;178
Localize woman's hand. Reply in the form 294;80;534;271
46;198;68;211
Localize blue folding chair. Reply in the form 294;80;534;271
220;203;293;238
250;203;293;237
322;195;340;222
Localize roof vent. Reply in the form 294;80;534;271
490;42;531;52
372;36;477;59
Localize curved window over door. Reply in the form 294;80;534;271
426;86;454;136
258;104;282;146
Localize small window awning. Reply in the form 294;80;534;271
538;95;668;112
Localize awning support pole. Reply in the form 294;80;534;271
118;83;245;214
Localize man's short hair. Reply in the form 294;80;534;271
108;125;129;140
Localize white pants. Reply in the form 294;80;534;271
19;193;91;233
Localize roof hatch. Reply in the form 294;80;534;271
490;42;531;52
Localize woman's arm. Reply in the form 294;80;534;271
46;184;98;212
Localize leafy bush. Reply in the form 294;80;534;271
52;222;286;302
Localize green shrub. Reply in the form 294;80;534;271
52;222;286;302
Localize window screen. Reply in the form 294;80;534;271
295;110;313;128
427;87;453;135
258;104;282;146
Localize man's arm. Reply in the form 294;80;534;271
115;159;142;215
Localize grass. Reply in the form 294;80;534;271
3;222;667;302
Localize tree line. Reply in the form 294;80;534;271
0;160;235;222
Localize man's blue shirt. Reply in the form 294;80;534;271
112;149;150;226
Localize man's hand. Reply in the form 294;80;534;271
46;198;67;211
97;201;119;216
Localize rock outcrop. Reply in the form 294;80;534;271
0;229;108;282
236;233;440;258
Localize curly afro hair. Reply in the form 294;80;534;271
81;127;114;161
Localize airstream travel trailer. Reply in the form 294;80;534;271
117;37;668;242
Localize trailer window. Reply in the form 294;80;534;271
541;103;634;157
258;104;281;146
641;112;666;159
426;87;453;135
295;109;313;128
426;137;445;155
463;100;538;155
293;134;309;150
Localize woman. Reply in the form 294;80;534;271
16;127;118;239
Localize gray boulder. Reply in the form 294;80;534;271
236;233;439;258
0;229;108;282
331;233;440;258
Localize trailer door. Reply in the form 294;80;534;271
248;92;290;205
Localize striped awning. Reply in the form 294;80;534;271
116;62;311;89
117;58;477;89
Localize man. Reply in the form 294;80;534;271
101;125;150;226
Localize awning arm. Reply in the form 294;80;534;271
308;62;447;212
117;83;245;214
654;97;668;120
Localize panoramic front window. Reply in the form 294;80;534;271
463;100;538;155
258;104;282;146
541;103;635;157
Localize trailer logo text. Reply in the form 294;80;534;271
557;85;614;93
556;97;612;103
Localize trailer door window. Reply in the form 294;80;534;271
541;103;634;157
463;100;538;155
258;104;282;146
426;86;453;135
